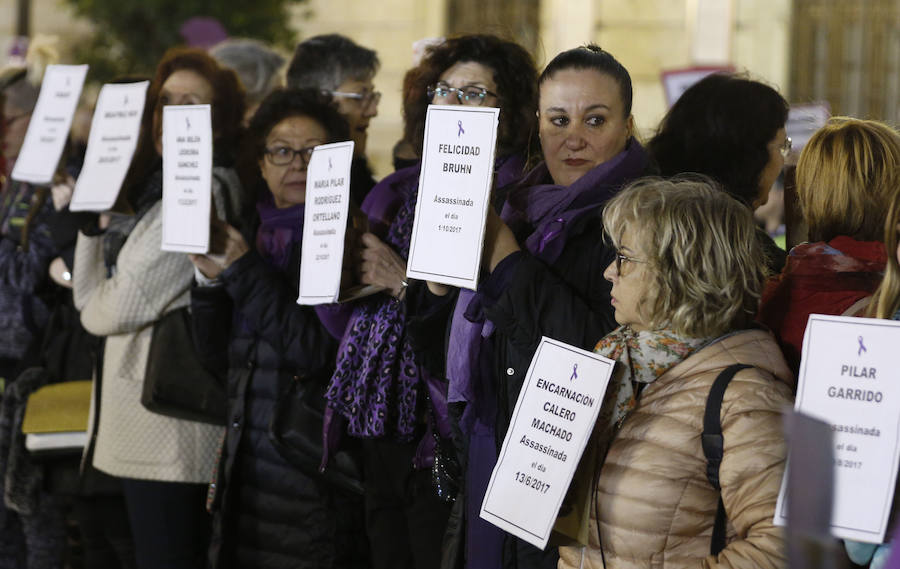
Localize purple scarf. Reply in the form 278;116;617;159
447;140;649;407
255;197;304;271
326;155;527;440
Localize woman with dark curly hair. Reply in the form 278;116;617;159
188;88;368;569
324;34;538;569
73;48;247;569
647;72;790;271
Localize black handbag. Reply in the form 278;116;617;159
268;375;364;495
142;307;227;425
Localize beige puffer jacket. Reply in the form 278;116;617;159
558;328;794;569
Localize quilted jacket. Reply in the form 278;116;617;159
73;167;242;482
558;328;794;569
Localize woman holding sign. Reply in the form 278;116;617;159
557;178;793;569
325;34;539;569
73;48;246;569
189;89;368;569
408;45;651;569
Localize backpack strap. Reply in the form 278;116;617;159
702;363;752;556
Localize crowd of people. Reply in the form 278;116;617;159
0;30;898;569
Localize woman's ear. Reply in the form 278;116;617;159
626;114;635;138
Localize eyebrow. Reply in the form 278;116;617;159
544;103;612;113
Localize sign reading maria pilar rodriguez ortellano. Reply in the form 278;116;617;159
775;314;900;543
406;104;499;291
297;140;355;305
481;337;615;549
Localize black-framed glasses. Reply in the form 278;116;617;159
327;89;381;109
779;136;793;158
614;250;645;276
427;84;498;106
264;145;316;167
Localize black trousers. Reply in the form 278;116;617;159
121;478;210;569
362;438;452;569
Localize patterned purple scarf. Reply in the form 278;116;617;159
255;197;304;271
326;155;527;440
447;140;649;407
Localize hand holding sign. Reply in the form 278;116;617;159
359;233;407;297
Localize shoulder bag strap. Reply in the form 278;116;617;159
703;362;753;556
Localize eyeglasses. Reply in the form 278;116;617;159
427;84;498;107
327;89;381;109
779;136;792;158
614;250;645;276
264;145;316;167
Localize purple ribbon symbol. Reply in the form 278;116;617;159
328;157;333;171
457;120;464;137
185;117;191;130
570;363;578;381
858;336;867;356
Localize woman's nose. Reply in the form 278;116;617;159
564;130;586;150
603;260;616;283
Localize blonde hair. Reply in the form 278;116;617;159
602;177;770;338
797;117;900;242
869;189;900;319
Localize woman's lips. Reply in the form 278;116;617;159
563;158;589;167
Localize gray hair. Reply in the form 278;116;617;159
210;38;285;105
286;34;379;91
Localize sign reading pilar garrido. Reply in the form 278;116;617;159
775;314;900;543
481;337;615;549
406;104;499;290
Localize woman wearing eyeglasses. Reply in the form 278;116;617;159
323;34;538;569
647;72;791;272
403;45;651;569
558;177;792;569
188;89;369;569
758;118;900;375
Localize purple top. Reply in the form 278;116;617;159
447;140;649;408
325;155;527;442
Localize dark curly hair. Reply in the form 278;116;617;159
241;88;350;201
403;34;538;158
647;73;789;206
539;44;633;117
124;47;246;208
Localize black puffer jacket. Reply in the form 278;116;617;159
192;244;366;569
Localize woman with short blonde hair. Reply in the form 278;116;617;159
797;117;900;243
759;118;900;372
559;177;792;569
602;176;769;338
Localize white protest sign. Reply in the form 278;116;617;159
297;140;355;305
786;103;830;152
11;64;88;184
161;105;213;253
481;336;615;549
774;314;900;543
406;104;499;290
70;81;149;211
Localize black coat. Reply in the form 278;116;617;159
192;245;366;569
406;208;619;569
